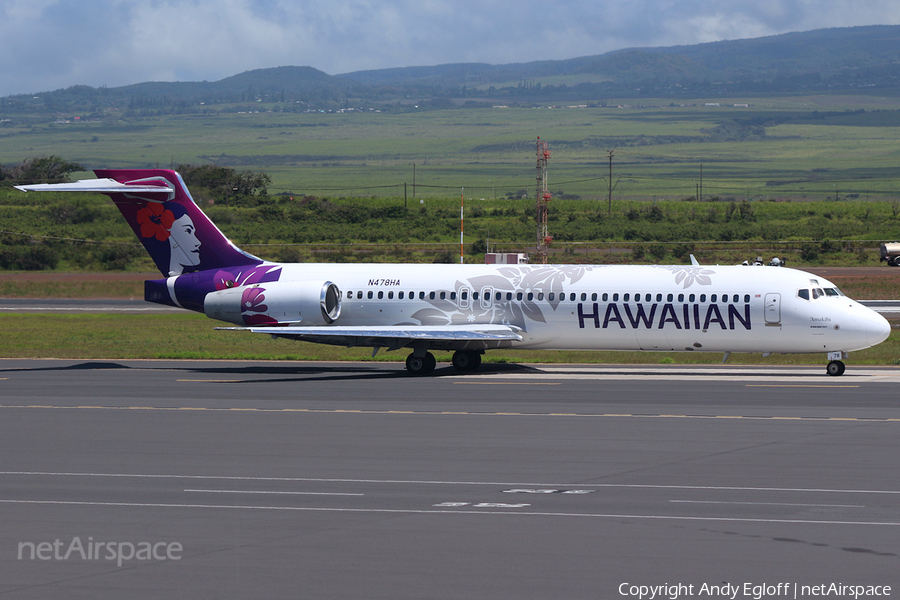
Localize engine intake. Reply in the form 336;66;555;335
204;280;341;326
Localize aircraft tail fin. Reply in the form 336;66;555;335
18;169;262;277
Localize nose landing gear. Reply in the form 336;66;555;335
826;351;847;376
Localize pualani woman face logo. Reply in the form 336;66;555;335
136;201;202;276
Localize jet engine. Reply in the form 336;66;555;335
204;280;341;326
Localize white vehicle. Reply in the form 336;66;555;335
18;170;891;376
880;242;900;266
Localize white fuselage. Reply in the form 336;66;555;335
251;262;889;355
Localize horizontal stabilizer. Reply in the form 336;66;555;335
15;178;175;200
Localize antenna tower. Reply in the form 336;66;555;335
535;137;552;264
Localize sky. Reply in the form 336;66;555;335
2;0;899;97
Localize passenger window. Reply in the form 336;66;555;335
624;293;630;302
798;289;810;300
700;294;706;302
419;292;425;300
678;294;684;302
347;291;352;299
357;291;363;299
408;291;414;299
388;291;393;299
378;291;384;299
527;292;534;301
537;293;544;301
613;293;619;301
656;293;662;302
496;292;501;301
667;294;673;302
602;293;609;302
439;291;445;300
689;294;695;302
473;292;479;300
743;294;750;303
506;293;512;301
548;293;555;301
711;294;717;302
581;293;587;301
367;291;373;299
571;293;577;301
450;291;456;300
517;292;523;301
461;291;468;300
591;293;597;301
429;291;436;300
399;291;404;299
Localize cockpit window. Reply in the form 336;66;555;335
824;287;841;297
797;289;810;301
811;288;825;299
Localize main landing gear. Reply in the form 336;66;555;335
404;350;484;375
405;352;436;376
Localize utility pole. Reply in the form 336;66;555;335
699;163;703;202
606;150;615;216
460;188;465;264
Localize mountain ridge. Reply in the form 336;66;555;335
3;25;899;114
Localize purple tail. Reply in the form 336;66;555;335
94;169;262;277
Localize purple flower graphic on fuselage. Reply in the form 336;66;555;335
241;287;268;313
240;286;279;325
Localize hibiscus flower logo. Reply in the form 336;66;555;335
241;287;268;313
137;203;175;241
240;286;279;325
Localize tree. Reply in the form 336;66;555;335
1;156;83;185
176;164;271;205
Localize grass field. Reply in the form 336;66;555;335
3;94;900;202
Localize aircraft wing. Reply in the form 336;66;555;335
217;323;523;351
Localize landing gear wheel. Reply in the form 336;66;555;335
406;352;436;376
826;360;846;376
452;350;482;372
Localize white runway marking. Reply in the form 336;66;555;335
670;500;865;508
184;489;363;496
1;498;897;527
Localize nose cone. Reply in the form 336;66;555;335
867;310;892;347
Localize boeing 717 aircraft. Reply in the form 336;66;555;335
17;169;891;376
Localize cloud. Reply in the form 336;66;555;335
1;0;899;96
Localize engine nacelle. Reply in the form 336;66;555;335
204;280;341;326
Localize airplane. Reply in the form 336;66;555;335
17;169;891;376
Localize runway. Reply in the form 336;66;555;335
1;359;898;599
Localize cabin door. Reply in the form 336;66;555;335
764;293;781;325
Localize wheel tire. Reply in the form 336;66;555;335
826;360;845;376
406;352;436;376
452;351;482;372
